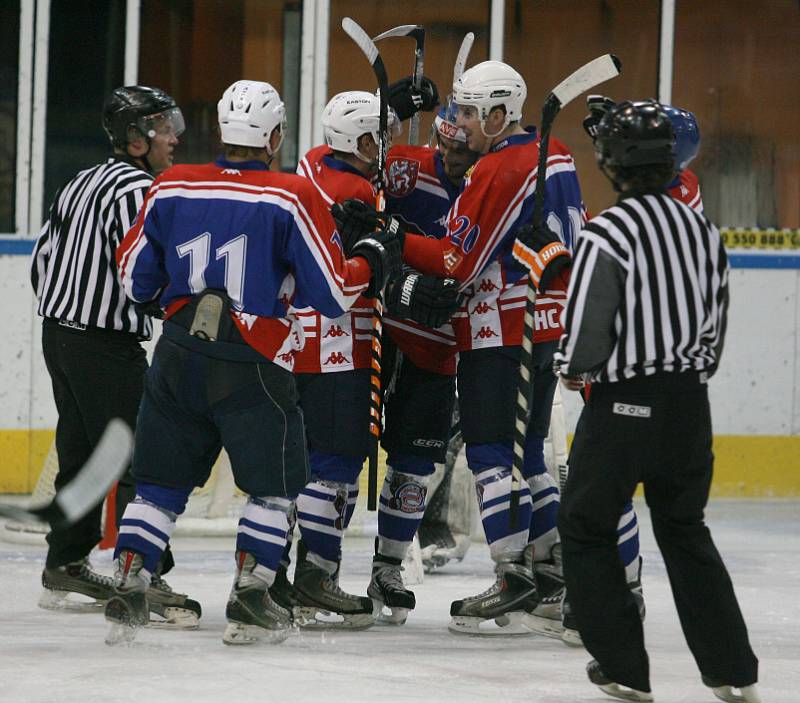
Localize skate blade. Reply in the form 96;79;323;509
597;682;653;701
38;588;105;612
293;607;374;631
521;613;565;639
371;599;409;625
149;606;200;630
222;621;290;646
448;612;532;636
561;627;584;648
105;622;138;646
710;685;762;703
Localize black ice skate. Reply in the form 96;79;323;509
522;544;566;638
587;659;654;702
104;551;150;646
223;552;291;646
702;676;762;703
448;557;539;635
368;552;416;625
147;573;202;629
39;557;115;612
292;555;374;630
269;564;304;612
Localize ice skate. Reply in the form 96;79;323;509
39;557;114;612
368;553;416;625
104;551;150;646
522;545;565;638
702;676;762;703
292;557;374;630
147;574;202;629
587;659;654;701
418;521;470;572
448;558;539;636
268;564;304;613
223;552;291;645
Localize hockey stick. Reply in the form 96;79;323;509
509;54;621;527
343;17;390;512
453;32;474;83
373;24;425;145
0;418;133;528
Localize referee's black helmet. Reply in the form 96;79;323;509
594;100;675;170
102;86;183;148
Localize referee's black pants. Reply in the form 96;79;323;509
41;319;147;569
558;372;758;693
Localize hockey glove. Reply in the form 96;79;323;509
387;75;440;122
386;272;460;328
351;221;404;298
331;199;382;252
512;224;571;293
134;300;164;319
582;94;616;140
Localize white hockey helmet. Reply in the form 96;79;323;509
322;91;398;162
218;80;286;154
452;61;526;136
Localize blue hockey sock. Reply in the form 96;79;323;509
473;465;532;562
617;500;641;583
523;435;561;562
377;462;432;560
236;497;292;586
296;480;349;573
115;483;191;576
343;482;359;529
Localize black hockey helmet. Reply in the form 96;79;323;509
594;99;675;170
102;85;184;149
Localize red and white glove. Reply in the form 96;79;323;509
512;223;571;293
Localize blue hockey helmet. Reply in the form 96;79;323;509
663;105;700;171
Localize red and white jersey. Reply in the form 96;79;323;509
669;169;703;212
402;128;585;352
116;158;371;370
384;144;460;375
293;145;376;373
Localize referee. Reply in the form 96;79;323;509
31;86;186;611
552;101;759;702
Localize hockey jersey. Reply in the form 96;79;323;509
384;144;459;375
668;168;703;212
116;157;371;370
292;145;376;373
402;128;585;352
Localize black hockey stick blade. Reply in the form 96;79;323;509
0;418;133;528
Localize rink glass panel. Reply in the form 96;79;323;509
138;0;300;172
503;0;660;218
673;0;800;229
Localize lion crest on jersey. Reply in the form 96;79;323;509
386;158;420;197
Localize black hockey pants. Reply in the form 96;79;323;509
558;372;758;693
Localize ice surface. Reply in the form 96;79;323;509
1;499;797;703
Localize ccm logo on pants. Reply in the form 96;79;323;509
612;402;651;418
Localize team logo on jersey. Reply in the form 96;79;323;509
473;326;499;340
388;478;427;514
323;351;350;365
324;324;350;338
386;158;420;197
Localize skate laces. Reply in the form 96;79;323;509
70;558;114;587
375;561;405;590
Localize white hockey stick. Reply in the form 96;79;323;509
509;54;621;526
0;418;133;528
453;32;474;83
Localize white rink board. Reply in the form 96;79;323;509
0;499;797;703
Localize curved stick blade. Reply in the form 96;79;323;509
551;54;622;108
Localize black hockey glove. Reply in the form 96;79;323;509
386;272;460;328
331;199;381;252
512;223;572;293
387;75;440;122
134;300;164;319
582;94;616;140
351;223;404;298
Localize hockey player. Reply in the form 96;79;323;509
336;60;585;634
554;99;759;702
104;80;401;646
31;84;196;624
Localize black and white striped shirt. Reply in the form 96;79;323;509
31;157;154;338
554;191;729;383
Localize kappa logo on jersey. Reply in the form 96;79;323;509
278;351;295;365
476;279;499;292
323;351;350;365
324;324;350;338
471;301;495;315
473;326;499;340
221;168;241;175
386;158;420;197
